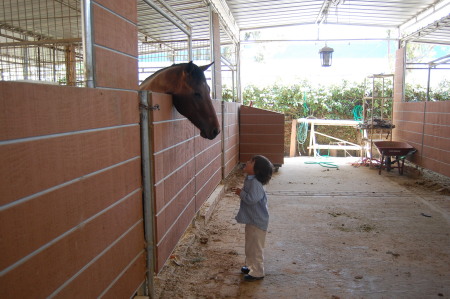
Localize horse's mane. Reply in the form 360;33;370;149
140;62;206;87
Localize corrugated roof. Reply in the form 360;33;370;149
0;0;448;49
135;0;450;45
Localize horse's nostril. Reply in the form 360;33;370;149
213;128;220;136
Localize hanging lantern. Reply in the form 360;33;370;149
319;45;334;67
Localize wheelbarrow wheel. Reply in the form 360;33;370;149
385;156;392;172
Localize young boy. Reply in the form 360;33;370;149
233;155;273;281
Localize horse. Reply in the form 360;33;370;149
139;61;221;140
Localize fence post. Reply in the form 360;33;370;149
139;90;155;298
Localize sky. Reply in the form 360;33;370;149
237;24;449;88
240;40;396;87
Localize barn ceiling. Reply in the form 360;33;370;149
137;0;450;45
0;0;448;48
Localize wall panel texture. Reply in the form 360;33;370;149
0;82;145;298
148;93;240;272
239;106;285;166
393;47;450;178
0;0;147;297
224;101;241;176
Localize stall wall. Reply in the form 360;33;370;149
0;83;144;298
240;106;285;166
393;47;450;177
148;93;240;272
224;102;240;176
0;1;147;297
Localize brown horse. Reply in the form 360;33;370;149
139;61;220;140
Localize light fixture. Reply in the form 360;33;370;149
319;44;334;67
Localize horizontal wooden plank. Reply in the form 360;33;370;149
155;182;195;242
393;102;425;113
155;199;195;272
424;123;450;139
196;169;222;212
422;136;450;161
153;138;195;183
55;223;145;298
241;114;285;125
1;192;143;298
94;0;137;23
195;143;221;174
0;82;138;141
240;153;284;165
152;119;195;153
394;120;424;134
0;126;140;206
425;101;450;113
240;124;284;135
420;155;450;178
153;160;195;213
195;156;221;195
100;252;146;299
0;159;141;270
149;92;183;122
240;134;284;144
95;46;138;90
93;4;137;57
194;132;222;154
240;105;283;116
240;144;284;154
425;112;450;126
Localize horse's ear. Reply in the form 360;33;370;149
185;61;196;74
199;61;214;72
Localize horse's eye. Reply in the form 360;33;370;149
194;92;201;98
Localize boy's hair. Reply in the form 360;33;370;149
252;155;273;185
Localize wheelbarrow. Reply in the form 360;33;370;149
374;141;416;175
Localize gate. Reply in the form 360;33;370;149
140;91;239;273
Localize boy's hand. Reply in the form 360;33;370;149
231;187;241;195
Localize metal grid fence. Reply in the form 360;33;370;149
138;38;212;84
0;0;84;86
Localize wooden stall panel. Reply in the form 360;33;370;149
93;4;137;57
155;199;196;271
1;159;141;270
240;106;285;166
154;174;196;242
224;102;240;176
55;224;145;298
0;126;140;206
149;93;197;273
1;192;143;298
0;82;138;141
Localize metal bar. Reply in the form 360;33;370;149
139;90;156;299
142;0;191;36
81;0;95;88
155;0;192;28
0;38;82;47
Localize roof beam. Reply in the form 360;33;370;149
206;0;240;42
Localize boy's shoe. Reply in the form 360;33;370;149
241;266;250;274
244;274;264;281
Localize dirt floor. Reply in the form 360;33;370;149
151;157;450;299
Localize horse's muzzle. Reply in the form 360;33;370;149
201;127;220;140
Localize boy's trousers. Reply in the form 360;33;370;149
245;224;267;277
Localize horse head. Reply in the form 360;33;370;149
139;62;221;140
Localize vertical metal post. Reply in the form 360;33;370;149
81;0;95;88
139;90;155;298
208;4;216;99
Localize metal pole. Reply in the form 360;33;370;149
81;0;95;88
142;0;190;36
139;91;156;298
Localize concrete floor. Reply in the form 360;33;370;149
153;157;450;299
